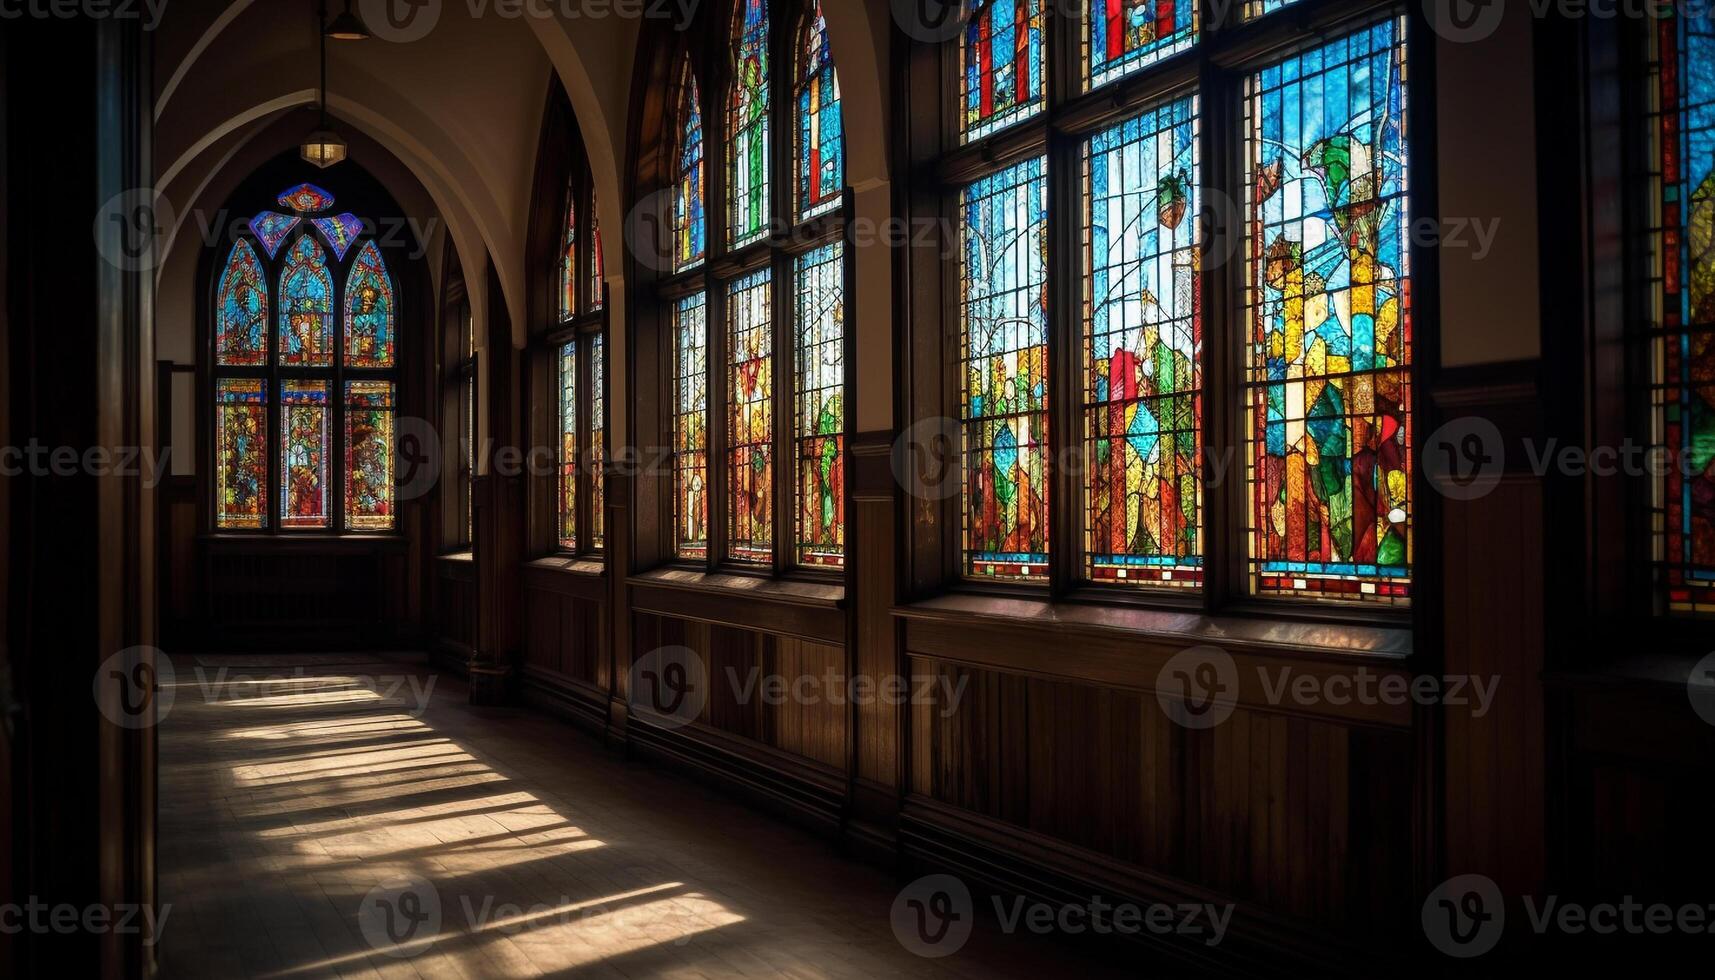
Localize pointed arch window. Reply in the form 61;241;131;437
673;57;708;271
795;0;842;221
728;0;771;247
543;111;610;558
659;0;849;573
209;184;401;533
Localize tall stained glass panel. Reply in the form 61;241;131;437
959;0;1045;143
961;157;1049;579
278;235;334;367
795;242;844;567
560;181;578;321
1086;0;1197;89
1650;11;1715;614
674;60;707;271
280;380;331;528
216;241;268;366
796;1;843;221
728;0;771;248
674;293;710;559
215;379;267;529
727;269;774;564
1083;94;1201;586
590;191;605;311
345;380;395;530
1244;19;1411;603
559;342;578;551
590;334;607;550
345;240;395;368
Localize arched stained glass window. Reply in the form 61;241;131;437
212;184;402;533
658;0;848;572
728;0;771;247
1083;94;1202;586
673;57;707;271
1649;10;1715;614
216;240;268;366
795;0;842;221
345;240;394;369
560;181;578;321
1244;18;1411;602
959;0;1045;143
278;235;334;367
1086;0;1196;89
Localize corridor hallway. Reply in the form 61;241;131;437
156;655;1123;979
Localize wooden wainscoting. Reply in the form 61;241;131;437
896;605;1418;973
518;558;610;732
200;536;411;649
431;552;478;675
624;594;851;832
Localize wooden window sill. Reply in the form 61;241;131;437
627;568;846;645
894;594;1414;729
526;555;606;577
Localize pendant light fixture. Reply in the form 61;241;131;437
324;0;372;41
300;0;348;168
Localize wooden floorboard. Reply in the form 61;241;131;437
157;655;1126;979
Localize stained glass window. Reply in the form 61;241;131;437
278;235;334;367
249;212;299;259
674;59;707;271
1086;0;1196;89
796;1;843;221
590;332;607;550
215;379;267;529
278;182;335;212
589;191;605;311
1083;94;1201;586
214;186;400;536
961;157;1050;579
728;0;771;248
960;0;1045;143
560;181;578;321
1244;0;1302;20
1650;11;1715;614
280;380;331;529
559;342;578;550
727;269;774;564
795;243;844;567
216;241;268;366
674;292;710;558
345;240;394;369
312;213;364;262
345;381;395;530
1244;19;1411;603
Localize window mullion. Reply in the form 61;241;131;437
1200;50;1238;611
1047;127;1080;598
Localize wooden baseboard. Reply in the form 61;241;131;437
626;718;846;834
898;798;1394;977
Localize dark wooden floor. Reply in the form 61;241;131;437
157;654;1126;978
